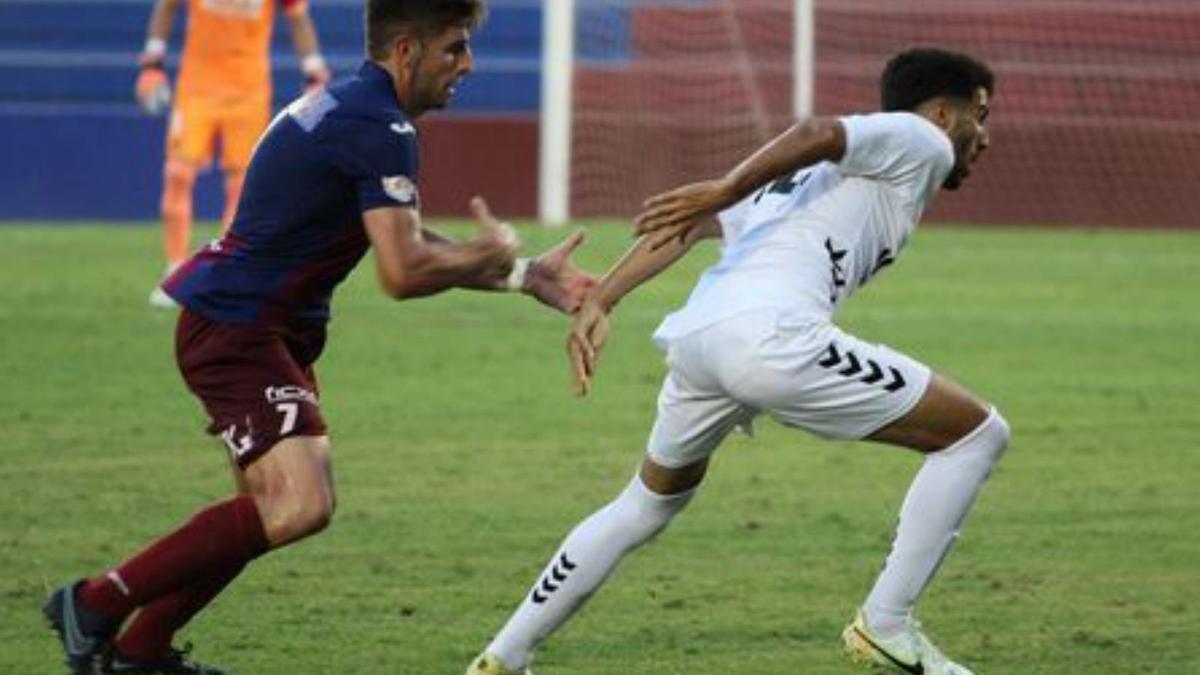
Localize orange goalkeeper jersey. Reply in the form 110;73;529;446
176;0;304;104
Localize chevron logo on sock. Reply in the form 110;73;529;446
817;343;906;392
530;552;578;604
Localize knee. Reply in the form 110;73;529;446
616;477;694;538
260;491;335;545
161;161;196;216
988;407;1011;456
262;487;333;540
245;436;337;547
298;491;336;535
164;160;196;192
952;406;1010;468
929;402;1010;457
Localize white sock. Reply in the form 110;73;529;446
864;408;1010;635
486;476;694;670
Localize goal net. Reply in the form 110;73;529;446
567;0;794;219
558;0;1200;228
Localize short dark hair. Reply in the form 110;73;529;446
365;0;487;61
880;47;994;112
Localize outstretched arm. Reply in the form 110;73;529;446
420;200;596;313
363;198;518;299
568;218;721;396
634;118;846;244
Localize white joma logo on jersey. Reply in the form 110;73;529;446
390;121;415;135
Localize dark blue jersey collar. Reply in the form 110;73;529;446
358;60;404;114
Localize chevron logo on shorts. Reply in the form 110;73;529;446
530;552;578;604
817;343;906;392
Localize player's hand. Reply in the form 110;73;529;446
302;59;332;94
633;178;733;248
567;298;610;397
135;57;171;117
524;230;596;314
300;53;331;94
469;195;520;284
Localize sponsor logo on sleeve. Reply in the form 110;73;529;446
287;90;338;132
381;175;418;204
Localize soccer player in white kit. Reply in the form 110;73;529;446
468;47;1004;675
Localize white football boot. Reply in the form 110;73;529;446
148;262;181;309
148;285;178;309
464;653;532;675
842;610;975;675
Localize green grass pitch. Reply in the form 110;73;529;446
1;221;1197;673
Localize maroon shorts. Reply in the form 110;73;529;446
176;309;328;467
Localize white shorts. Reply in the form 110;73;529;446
646;308;931;468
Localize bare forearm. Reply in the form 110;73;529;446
594;222;712;311
145;0;180;42
409;229;506;292
364;205;517;299
723;117;845;202
419;227;455;245
634;120;845;237
424;239;514;293
379;240;510;298
288;12;322;58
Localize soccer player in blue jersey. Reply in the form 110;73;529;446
43;2;591;674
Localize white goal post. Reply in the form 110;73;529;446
538;0;575;226
538;0;813;225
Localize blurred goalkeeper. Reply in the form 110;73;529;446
45;2;594;674
136;0;332;308
469;48;1003;675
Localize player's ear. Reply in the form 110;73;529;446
924;98;954;133
393;30;421;69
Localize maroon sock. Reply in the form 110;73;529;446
114;559;247;662
79;495;268;622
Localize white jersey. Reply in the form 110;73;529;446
653;112;954;347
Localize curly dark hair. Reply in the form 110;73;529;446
880;47;994;112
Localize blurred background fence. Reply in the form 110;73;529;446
2;0;1198;227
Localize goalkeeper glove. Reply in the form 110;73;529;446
135;38;171;116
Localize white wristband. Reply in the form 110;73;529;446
143;37;167;60
301;53;327;76
505;257;532;291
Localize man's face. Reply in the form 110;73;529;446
406;24;474;114
942;87;990;191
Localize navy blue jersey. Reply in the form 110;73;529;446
165;62;419;325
